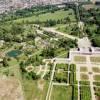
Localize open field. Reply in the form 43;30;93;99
22;79;49;100
56;23;76;34
51;86;72;100
13;9;76;23
80;86;92;100
0;76;23;100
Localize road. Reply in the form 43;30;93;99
46;62;56;100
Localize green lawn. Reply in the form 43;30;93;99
92;67;100;73
74;56;86;62
51;86;72;100
94;75;100;81
56;23;77;34
80;74;89;81
22;79;49;100
14;9;76;23
80;67;88;72
56;64;69;72
80;86;92;100
54;71;68;83
90;57;100;63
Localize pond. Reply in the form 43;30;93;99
6;50;22;57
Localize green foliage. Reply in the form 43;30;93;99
69;72;77;84
41;47;55;58
3;57;9;67
54;72;68;83
92;35;100;47
80;86;91;100
72;85;78;100
70;64;76;72
58;38;77;49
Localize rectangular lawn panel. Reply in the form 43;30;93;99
56;64;68;71
92;67;100;73
51;86;72;100
93;75;100;81
80;67;87;72
80;74;89;81
54;71;68;83
90;57;100;63
69;72;77;84
70;64;76;72
80;81;90;85
22;79;49;100
93;82;100;86
74;56;86;62
80;86;92;100
72;85;78;100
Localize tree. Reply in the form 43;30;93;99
11;24;24;35
92;35;100;47
41;47;55;58
3;57;9;67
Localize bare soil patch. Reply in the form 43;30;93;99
0;76;24;100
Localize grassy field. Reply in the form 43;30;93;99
13;9;76;23
56;23;77;34
22;79;49;100
80;86;92;100
51;86;72;100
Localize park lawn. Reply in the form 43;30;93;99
14;9;76;23
54;71;68;83
94;86;100;98
51;86;72;100
74;56;86;62
94;75;100;81
0;59;21;79
90;57;100;63
80;86;92;100
80;74;89;81
22;79;49;100
56;63;68;71
56;23;77;34
80;66;88;72
92;67;100;73
55;47;68;58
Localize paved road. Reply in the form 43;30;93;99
46;62;56;100
41;62;48;78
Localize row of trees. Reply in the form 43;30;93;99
79;6;100;25
0;5;60;22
